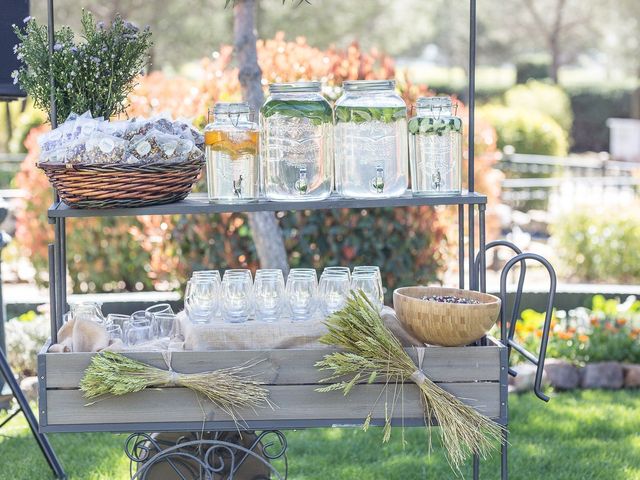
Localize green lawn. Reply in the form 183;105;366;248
1;390;639;479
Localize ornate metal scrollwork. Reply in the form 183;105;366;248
125;430;288;480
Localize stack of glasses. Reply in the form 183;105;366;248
67;301;176;346
184;266;384;324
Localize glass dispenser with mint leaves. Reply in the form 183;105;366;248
334;80;408;198
409;96;462;196
260;82;333;201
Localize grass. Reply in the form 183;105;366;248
0;390;639;479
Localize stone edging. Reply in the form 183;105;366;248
509;360;640;392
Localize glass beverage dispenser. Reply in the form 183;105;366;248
204;102;259;202
260;82;333;201
334;80;408;198
408;96;462;195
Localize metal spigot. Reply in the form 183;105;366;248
233;175;244;198
371;166;385;193
294;166;308;195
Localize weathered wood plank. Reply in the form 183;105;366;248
46;382;500;426
43;346;501;388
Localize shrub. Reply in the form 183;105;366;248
567;85;633;153
504;80;573;133
478;104;568;156
5;311;49;376
550;205;640;284
515;58;550;84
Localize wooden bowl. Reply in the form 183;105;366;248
393;286;501;347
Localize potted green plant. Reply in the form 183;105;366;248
12;10;152;125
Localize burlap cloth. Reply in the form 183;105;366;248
176;306;422;350
49;306;422;352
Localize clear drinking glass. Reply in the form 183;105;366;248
260;82;333;201
334;80;408;198
193;270;222;282
125;324;153;346
319;271;350;316
254;270;286;322
106;313;129;329
323;266;351;280
409;96;462;195
350;271;383;311
145;303;174;335
106;324;123;342
204;102;259;202
124;312;153;346
185;278;219;324
286;270;318;320
155;313;176;338
222;272;253;323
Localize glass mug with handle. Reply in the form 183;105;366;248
124;311;154;346
145;303;175;337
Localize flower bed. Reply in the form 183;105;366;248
510;295;640;390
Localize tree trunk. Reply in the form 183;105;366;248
233;0;289;273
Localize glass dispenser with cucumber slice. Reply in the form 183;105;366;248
409;96;462;195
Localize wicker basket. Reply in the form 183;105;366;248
38;158;204;209
393;286;501;347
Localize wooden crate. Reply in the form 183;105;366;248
38;338;507;433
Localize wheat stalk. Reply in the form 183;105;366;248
315;291;503;472
80;351;273;425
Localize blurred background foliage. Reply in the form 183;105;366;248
5;0;640;292
15;36;493;296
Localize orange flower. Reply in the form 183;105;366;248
578;334;589;343
616;318;627;326
567;327;577;334
558;331;573;341
535;330;543;338
605;323;617;332
590;318;599;326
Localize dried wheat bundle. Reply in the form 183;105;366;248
80;351;272;424
315;292;502;472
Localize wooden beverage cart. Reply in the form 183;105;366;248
36;0;556;478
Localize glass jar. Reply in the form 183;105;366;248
260;82;333;201
334;80;408;198
204;102;259;202
409;96;462;195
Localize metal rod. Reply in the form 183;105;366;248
501;429;508;479
500;253;557;402
47;0;57;129
473;454;480;479
53;220;63;333
468;0;476;193
48;244;57;344
60;219;67;314
478;204;486;292
458;205;465;289
468;204;475;291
